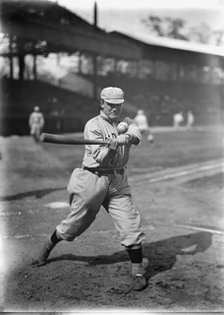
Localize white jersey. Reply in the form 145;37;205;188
134;113;149;132
82;111;141;170
174;113;184;124
29;112;44;127
187;112;194;125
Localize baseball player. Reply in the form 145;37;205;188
134;109;154;143
34;87;147;291
186;110;194;130
29;106;44;141
173;112;184;129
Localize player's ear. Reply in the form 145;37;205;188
100;99;104;109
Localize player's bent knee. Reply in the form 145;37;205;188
56;231;76;242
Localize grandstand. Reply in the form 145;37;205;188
0;0;223;135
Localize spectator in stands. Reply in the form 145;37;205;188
134;110;154;143
173;112;184;129
186;111;194;130
29;106;45;142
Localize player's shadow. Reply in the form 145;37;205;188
49;231;212;280
0;187;65;201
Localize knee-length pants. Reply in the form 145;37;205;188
56;168;144;247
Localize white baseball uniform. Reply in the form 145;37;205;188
56;111;145;247
134;112;149;133
29;111;44;136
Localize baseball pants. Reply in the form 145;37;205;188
56;168;145;247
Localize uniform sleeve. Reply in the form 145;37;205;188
123;117;141;145
84;120;117;166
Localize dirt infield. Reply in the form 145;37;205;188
0;126;224;312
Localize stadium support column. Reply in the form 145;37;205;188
176;60;182;103
18;54;25;80
17;37;25;80
78;52;82;73
9;35;13;79
33;54;37;80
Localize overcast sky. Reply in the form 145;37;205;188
57;0;224;11
55;0;224;47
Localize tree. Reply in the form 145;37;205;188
188;23;211;44
142;15;164;37
164;17;188;40
142;15;187;40
142;15;224;46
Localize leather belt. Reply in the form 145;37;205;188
83;166;125;176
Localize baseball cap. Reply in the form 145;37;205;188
100;87;124;104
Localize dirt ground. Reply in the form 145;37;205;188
0;126;224;313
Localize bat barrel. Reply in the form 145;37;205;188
40;133;108;145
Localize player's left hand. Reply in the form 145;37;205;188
117;134;131;145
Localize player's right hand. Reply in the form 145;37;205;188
108;138;118;150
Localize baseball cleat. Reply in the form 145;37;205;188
132;274;148;291
32;239;55;267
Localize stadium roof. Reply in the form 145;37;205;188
0;0;141;59
110;31;224;58
0;0;100;33
136;33;224;58
1;0;223;62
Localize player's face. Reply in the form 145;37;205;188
102;101;124;122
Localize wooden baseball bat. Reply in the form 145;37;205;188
40;133;109;145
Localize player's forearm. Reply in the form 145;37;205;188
126;133;141;145
94;147;116;165
123;119;141;145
